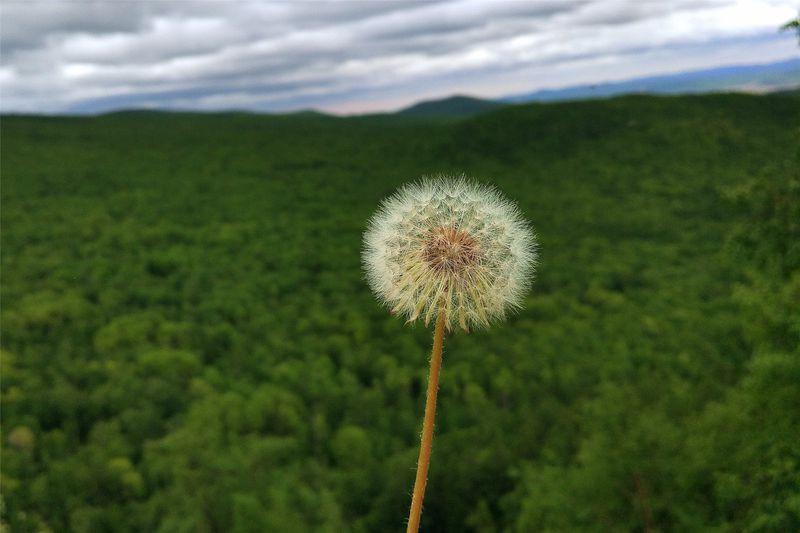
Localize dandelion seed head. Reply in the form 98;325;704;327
363;176;538;331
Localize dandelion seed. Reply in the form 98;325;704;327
362;176;538;532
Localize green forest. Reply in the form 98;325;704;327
2;93;799;532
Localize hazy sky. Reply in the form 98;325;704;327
1;0;798;114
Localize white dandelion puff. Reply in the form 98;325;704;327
362;176;538;532
363;176;538;331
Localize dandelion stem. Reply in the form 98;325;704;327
407;309;446;533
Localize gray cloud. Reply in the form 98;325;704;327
0;0;796;114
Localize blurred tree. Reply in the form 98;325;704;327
781;16;800;44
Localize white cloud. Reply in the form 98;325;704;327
0;0;796;113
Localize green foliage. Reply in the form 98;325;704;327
781;16;800;43
2;93;799;531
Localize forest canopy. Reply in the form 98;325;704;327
2;93;799;532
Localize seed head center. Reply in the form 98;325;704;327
423;227;480;275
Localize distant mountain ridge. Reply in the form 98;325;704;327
19;59;799;118
504;58;800;103
388;59;799;118
396;95;505;117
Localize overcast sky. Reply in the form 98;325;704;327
1;0;798;114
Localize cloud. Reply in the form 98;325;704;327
0;0;797;113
